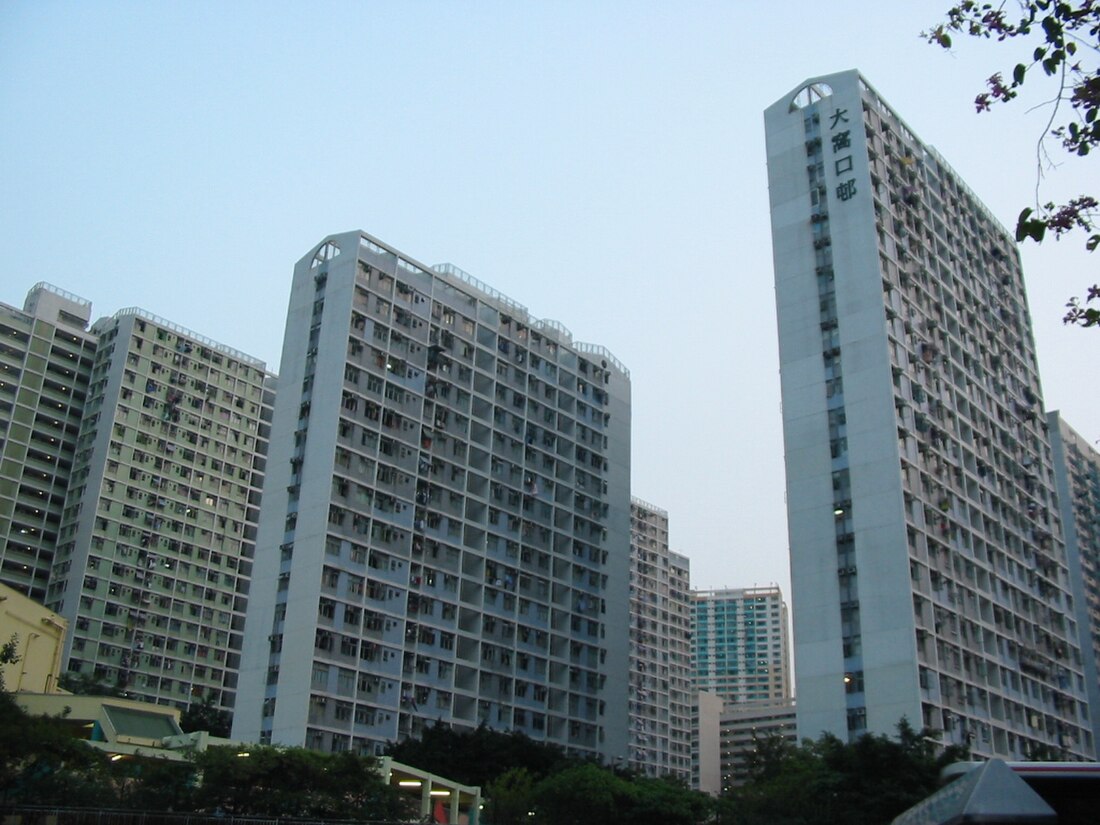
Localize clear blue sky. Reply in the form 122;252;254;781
2;1;1096;598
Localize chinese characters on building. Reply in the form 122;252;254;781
829;108;857;202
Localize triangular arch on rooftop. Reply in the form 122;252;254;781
789;82;833;111
311;240;341;268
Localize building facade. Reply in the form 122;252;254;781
1049;412;1100;751
692;586;791;705
694;690;724;796
628;497;692;780
766;70;1093;758
234;231;631;760
719;698;797;790
45;309;273;714
0;284;97;602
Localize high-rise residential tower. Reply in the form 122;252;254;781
234;231;631;759
1049;412;1100;751
628;497;692;780
692;586;791;705
0;284;97;601
46;309;274;714
766;70;1092;758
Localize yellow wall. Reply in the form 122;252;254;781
0;582;67;693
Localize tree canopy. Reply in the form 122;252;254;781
722;720;969;825
193;745;409;820
0;687;406;819
180;692;232;738
0;680;974;825
384;721;576;787
385;723;713;825
925;0;1100;326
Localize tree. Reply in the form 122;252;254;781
109;756;196;811
726;720;968;825
485;766;537;825
925;1;1100;326
180;692;231;738
530;763;626;825
625;774;716;825
385;721;577;787
0;688;117;807
526;764;713;825
58;670;129;697
193;744;409;820
0;634;19;695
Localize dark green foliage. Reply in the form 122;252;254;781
385;721;576;786
180;692;232;737
0;690;115;807
111;757;196;811
724;720;969;825
0;683;404;819
530;764;714;825
485;767;537;825
387;724;714;825
531;763;623;825
191;745;409;820
58;670;129;697
625;774;715;825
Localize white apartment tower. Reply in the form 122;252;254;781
1049;412;1100;751
692;586;791;704
628;497;692;780
234;231;632;760
0;284;96;602
46;309;274;713
766;70;1092;758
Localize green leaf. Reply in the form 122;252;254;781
1013;63;1027;85
1015;208;1047;243
1041;15;1062;43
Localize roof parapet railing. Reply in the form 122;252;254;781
28;281;93;307
432;263;628;376
631;496;669;517
105;307;267;369
575;341;629;377
432;263;529;317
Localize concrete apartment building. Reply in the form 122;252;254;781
1049;412;1100;752
234;231;632;760
0;284;97;602
44;307;274;714
689;585;793;791
628;497;692;780
766;70;1092;758
719;698;797;790
692;586;791;705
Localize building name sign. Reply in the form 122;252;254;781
829;108;857;203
